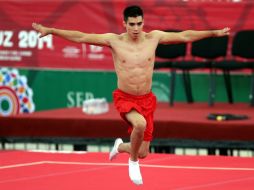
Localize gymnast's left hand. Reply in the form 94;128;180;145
32;22;51;38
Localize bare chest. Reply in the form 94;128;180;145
111;41;157;67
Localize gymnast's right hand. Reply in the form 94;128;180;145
32;22;51;38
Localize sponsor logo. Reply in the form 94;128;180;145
0;67;35;116
88;45;104;60
62;46;80;58
67;91;94;107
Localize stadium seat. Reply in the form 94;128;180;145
212;30;254;106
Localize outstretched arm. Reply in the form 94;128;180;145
32;23;115;46
155;27;230;44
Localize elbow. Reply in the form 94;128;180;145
75;38;83;43
179;31;192;43
182;36;191;43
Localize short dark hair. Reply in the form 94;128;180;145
123;5;143;22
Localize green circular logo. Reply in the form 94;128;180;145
1;98;10;111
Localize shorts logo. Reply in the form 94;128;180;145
0;68;35;116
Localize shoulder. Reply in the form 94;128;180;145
146;30;165;39
103;33;119;39
102;33;122;46
107;33;126;41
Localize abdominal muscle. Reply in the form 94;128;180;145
111;32;158;95
115;60;154;96
117;75;152;95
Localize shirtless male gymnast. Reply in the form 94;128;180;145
32;5;230;185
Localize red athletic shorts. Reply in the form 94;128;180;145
113;89;157;141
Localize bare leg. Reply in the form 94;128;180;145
118;142;131;153
109;140;149;161
125;110;147;161
125;110;147;185
118;141;150;159
109;110;149;185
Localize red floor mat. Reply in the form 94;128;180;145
1;151;254;190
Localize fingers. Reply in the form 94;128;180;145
32;22;38;30
32;22;42;29
32;22;44;38
224;27;230;35
218;27;230;36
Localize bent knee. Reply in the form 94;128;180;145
133;118;147;132
138;150;149;159
126;110;147;132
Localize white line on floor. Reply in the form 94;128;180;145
1;160;254;171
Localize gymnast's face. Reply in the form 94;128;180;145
124;16;144;40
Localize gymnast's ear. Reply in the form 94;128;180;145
123;20;127;28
